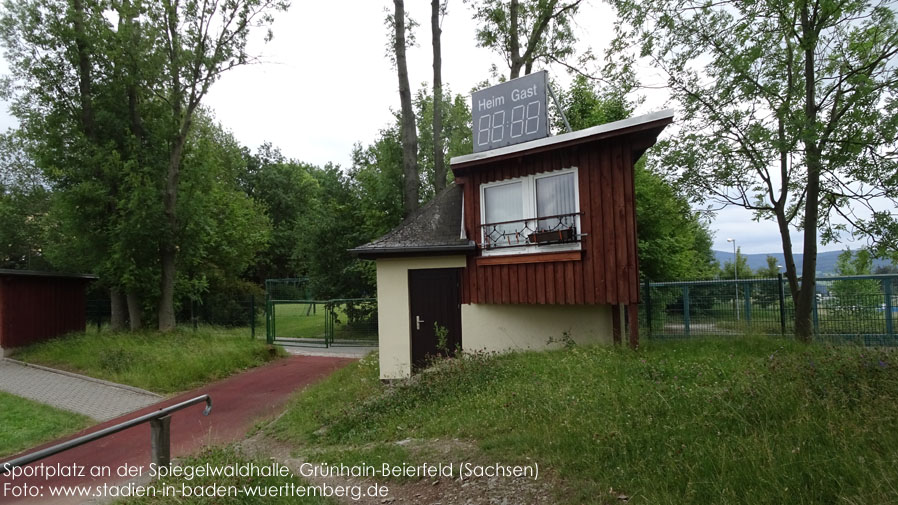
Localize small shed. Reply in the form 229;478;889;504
353;110;674;379
0;269;97;355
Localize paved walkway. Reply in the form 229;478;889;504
283;344;377;359
0;359;161;421
0;355;355;505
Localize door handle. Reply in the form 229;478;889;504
415;316;423;330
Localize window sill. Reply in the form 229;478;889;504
475;250;583;266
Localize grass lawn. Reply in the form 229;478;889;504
0;391;92;458
268;337;898;504
272;302;377;343
11;327;285;394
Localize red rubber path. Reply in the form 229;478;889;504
1;355;354;504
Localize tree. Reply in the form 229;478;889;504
720;248;753;281
415;88;474;198
431;0;447;193
831;249;881;308
390;0;420;217
0;131;50;270
153;0;289;330
609;0;898;341
241;144;320;282
466;0;582;78
756;256;783;279
0;0;284;330
554;75;717;281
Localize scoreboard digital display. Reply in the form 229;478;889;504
471;71;548;153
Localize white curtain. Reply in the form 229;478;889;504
536;172;576;230
484;182;524;244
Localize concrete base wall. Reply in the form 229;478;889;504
375;256;467;380
375;257;615;380
461;303;612;354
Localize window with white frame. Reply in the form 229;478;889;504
479;167;580;255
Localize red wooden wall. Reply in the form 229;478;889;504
455;137;645;306
0;274;91;349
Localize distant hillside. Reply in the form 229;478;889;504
712;250;895;276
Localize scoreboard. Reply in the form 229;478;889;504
471;71;548;153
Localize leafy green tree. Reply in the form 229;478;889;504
609;0;898;341
466;0;583;78
415;88;474;199
554;75;717;281
1;0;287;330
831;249;881;308
152;0;289;330
242;144;320;282
301;165;374;299
720;248;753;281
756;256;783;279
349;125;406;240
0;131;51;270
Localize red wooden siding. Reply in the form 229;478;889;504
0;275;90;349
457;138;643;306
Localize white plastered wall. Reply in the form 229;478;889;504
461;303;612;353
375;255;467;380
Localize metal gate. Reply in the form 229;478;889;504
265;297;378;348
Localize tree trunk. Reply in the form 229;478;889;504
127;290;143;330
394;0;419;216
158;139;186;331
431;0;446;193
794;5;819;343
110;288;126;331
509;0;522;78
71;0;95;140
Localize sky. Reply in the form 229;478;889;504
0;1;865;256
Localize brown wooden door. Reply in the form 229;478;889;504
408;268;462;368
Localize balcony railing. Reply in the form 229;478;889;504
480;212;582;250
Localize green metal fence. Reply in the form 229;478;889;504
643;274;898;345
266;298;377;348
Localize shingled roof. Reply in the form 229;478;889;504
350;183;475;259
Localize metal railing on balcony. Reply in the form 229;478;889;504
480;211;583;250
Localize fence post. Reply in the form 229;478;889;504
644;279;653;338
777;274;786;336
744;282;752;326
884;279;894;339
812;293;820;336
150;415;171;467
250;295;255;340
683;285;690;337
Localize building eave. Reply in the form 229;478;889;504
450;109;675;171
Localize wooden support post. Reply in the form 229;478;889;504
612;304;622;345
628;303;639;349
150;415;171;468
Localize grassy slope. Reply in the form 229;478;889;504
0;391;92;458
12;327;285;394
269;338;898;505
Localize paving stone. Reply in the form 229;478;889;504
0;359;161;422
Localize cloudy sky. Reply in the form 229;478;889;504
0;1;861;256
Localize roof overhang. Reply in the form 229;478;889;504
450;109;674;171
350;242;476;260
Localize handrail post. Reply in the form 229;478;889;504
150;415;171;468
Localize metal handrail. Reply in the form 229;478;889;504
0;394;212;474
